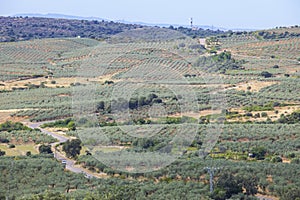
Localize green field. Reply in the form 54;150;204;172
0;22;300;200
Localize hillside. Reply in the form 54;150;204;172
0;20;299;199
0;16;226;42
0;16;143;42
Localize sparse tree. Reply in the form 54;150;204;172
39;144;53;154
62;139;82;158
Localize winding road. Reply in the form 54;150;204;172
26;121;96;179
25;122;279;199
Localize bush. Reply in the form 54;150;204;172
104;80;114;85
244;112;253;117
254;113;260;118
9;144;15;148
0;149;5;156
287;152;296;159
39;144;52;154
62;139;82;158
273;102;281;107
261;71;273;78
271;156;283;163
0;121;31;132
291;158;300;164
251;146;267;160
0;138;9;143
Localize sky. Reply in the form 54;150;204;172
0;0;299;29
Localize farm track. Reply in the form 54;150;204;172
26;121;102;179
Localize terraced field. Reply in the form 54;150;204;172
0;27;300;199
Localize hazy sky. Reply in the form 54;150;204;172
1;0;299;29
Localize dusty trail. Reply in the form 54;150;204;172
26;121;99;179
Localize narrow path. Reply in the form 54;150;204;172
26;121;97;179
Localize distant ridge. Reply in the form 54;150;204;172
14;13;108;22
13;13;254;31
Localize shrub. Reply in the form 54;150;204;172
261;112;268;117
251;146;267;160
0;149;5;156
291;158;300;164
261;71;273;78
0;138;9;143
244;112;253;117
271;156;283;163
287;152;296;159
39;144;52;154
254;113;260;118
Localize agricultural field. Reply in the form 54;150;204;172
0;17;299;200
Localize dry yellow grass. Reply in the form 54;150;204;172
228;105;300;122
0;144;38;156
0;109;34;123
226;80;277;92
169;109;222;119
0;71;122;91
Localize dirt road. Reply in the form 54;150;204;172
26;121;96;179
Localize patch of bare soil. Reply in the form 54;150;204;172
0;71;122;91
169;109;222;119
200;109;222;116
227;105;300;122
282;157;291;164
226;80;278;92
0;109;32;123
255;194;279;200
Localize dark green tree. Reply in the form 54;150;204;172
213;172;242;200
237;173;258;196
280;187;300;200
67;121;76;131
271;156;283;163
39;144;53;154
62;139;82;158
261;71;273;78
96;101;105;111
0;149;5;156
251;146;267;160
26;151;31;156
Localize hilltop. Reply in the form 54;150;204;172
0;16;225;42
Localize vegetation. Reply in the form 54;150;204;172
0;17;299;199
38;144;53;154
62;139;82;158
0;149;5;156
0;121;31;132
0;16;143;42
277;110;300;124
0;16;227;43
195;51;244;73
169;25;226;38
41;118;76;131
